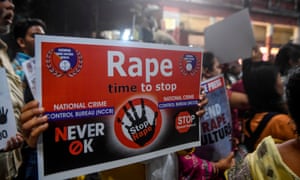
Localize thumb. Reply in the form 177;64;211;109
227;151;235;160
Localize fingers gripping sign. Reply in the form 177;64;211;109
115;98;162;148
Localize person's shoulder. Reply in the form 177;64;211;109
268;113;297;138
0;39;7;49
251;112;267;122
270;113;291;121
259;135;275;145
253;136;277;157
268;113;293;128
230;79;244;92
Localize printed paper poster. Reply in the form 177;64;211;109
22;58;37;99
0;68;18;150
195;74;232;161
35;35;203;179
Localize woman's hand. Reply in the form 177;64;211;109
20;100;48;148
196;87;208;117
214;152;235;171
3;132;23;151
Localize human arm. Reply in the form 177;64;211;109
227;90;249;109
1;132;23;152
177;150;234;179
214;152;235;172
20;100;48;148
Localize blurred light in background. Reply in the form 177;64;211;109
122;28;132;41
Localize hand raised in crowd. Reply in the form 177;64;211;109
20;100;48;148
214;152;235;171
3;133;23;151
196;87;208;117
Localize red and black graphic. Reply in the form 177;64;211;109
115;98;162;148
175;111;197;133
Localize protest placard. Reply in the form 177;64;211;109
195;74;232;161
204;8;256;63
22;58;37;99
35;35;203;179
0;68;18;150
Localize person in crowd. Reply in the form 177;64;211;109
153;29;177;45
274;42;300;80
10;17;46;180
228;46;263;146
140;13;157;43
242;61;296;152
202;51;249;145
10;16;98;180
223;60;242;87
0;0;25;179
171;87;235;180
202;51;222;81
225;66;300;179
230;45;263;93
176;52;237;180
274;42;300;103
12;18;46;82
202;51;248;109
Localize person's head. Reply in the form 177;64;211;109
286;67;300;134
243;61;285;113
0;0;14;35
274;43;300;76
251;45;263;62
202;51;222;80
13;18;46;57
228;60;242;76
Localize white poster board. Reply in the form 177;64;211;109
0;68;18;150
204;8;256;63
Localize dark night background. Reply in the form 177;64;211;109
13;0;150;36
4;0;154;59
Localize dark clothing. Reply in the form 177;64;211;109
16;78;37;180
15;147;37;180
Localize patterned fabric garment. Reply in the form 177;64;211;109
12;52;32;81
177;149;221;180
0;39;24;180
225;136;300;180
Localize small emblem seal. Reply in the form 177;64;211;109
46;47;83;77
179;54;201;76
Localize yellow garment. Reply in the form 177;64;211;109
100;163;145;180
225;136;300;180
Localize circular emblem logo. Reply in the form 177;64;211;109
46;47;83;77
114;98;162;149
179;54;201;76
